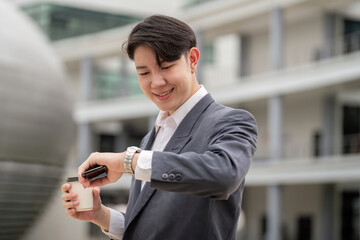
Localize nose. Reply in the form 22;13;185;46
150;71;166;88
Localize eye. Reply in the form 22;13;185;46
139;72;149;76
161;64;174;70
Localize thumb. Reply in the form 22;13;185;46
92;187;102;206
93;187;101;197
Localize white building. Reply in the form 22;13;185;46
17;0;360;239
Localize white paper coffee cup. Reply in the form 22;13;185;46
66;177;93;212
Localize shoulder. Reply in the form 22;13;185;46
207;100;256;124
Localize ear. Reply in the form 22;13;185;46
188;47;200;73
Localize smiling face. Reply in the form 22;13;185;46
134;45;200;115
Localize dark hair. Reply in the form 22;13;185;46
123;15;197;66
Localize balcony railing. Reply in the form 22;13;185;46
255;133;360;163
313;30;360;61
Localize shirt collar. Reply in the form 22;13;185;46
155;85;208;131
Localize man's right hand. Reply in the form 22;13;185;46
78;152;127;188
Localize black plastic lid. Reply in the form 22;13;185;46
66;176;79;182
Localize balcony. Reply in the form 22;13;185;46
74;49;360;123
246;153;360;186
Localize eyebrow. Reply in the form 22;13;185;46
136;66;148;70
136;60;168;70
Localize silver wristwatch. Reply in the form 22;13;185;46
124;146;141;174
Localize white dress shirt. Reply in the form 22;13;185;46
102;86;208;239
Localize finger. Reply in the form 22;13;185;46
93;187;101;196
61;192;77;202
92;187;101;207
63;200;79;209
66;208;76;216
79;178;91;188
78;152;99;185
78;161;90;185
61;183;71;193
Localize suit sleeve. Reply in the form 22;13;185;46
150;109;257;200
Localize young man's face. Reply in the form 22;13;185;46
133;45;200;115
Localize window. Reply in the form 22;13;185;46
343;19;360;53
203;42;214;64
342;191;360;240
342;106;360;154
296;216;312;240
99;134;115;152
23;3;141;41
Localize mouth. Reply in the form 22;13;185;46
154;88;174;97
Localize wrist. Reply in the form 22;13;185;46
132;153;139;172
92;205;110;231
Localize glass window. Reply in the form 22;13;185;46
343;19;360;53
94;71;142;100
203;42;214;64
22;3;142;41
95;71;122;99
342;105;360;154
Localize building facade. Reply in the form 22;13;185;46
18;0;360;239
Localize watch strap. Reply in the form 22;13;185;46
124;146;141;174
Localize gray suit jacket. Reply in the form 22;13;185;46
123;94;257;240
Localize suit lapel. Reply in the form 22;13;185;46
126;94;215;228
163;94;214;153
142;127;157;150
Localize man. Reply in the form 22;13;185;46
61;15;257;240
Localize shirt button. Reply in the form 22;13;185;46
162;173;168;180
175;174;182;181
168;174;175;180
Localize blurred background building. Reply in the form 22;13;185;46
2;0;359;239
0;1;73;240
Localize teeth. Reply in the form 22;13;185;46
158;89;172;96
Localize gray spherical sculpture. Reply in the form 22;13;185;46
0;2;73;239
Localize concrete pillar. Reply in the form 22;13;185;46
266;8;285;240
115;122;125;153
115;131;127;153
323;13;336;58
195;30;203;84
238;35;249;78
266;95;283;240
267;185;282;240
77;124;92;166
80;57;93;101
120;56;129;97
270;7;284;70
269;95;283;160
77;57;93;166
320;95;336;240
